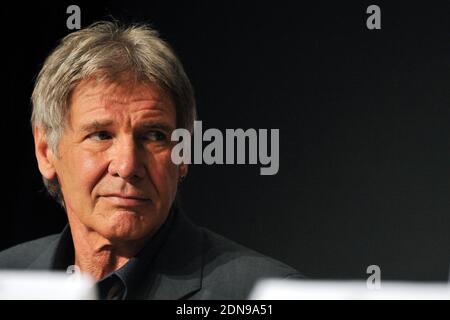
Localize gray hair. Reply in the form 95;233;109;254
31;21;196;205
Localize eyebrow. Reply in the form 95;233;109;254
80;120;114;134
79;120;175;134
138;122;174;133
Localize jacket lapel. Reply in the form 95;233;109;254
142;209;203;299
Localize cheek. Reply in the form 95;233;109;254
150;151;179;196
80;157;107;189
61;152;107;199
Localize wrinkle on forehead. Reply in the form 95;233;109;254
67;77;174;129
73;77;164;104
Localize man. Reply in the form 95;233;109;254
0;21;302;299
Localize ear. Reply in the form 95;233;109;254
34;126;57;180
179;163;188;179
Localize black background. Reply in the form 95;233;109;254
1;0;450;281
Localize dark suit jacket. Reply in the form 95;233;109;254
0;209;302;299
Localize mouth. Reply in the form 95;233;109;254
100;194;151;207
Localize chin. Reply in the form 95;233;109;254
100;210;154;242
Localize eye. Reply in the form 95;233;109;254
88;131;112;141
143;130;167;142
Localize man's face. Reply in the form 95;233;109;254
43;79;184;242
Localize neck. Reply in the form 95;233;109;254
66;213;149;281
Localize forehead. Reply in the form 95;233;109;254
68;78;176;125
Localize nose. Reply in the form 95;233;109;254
108;137;146;180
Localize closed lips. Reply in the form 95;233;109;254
102;194;150;201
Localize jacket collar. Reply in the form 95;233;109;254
27;236;61;270
139;208;203;299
